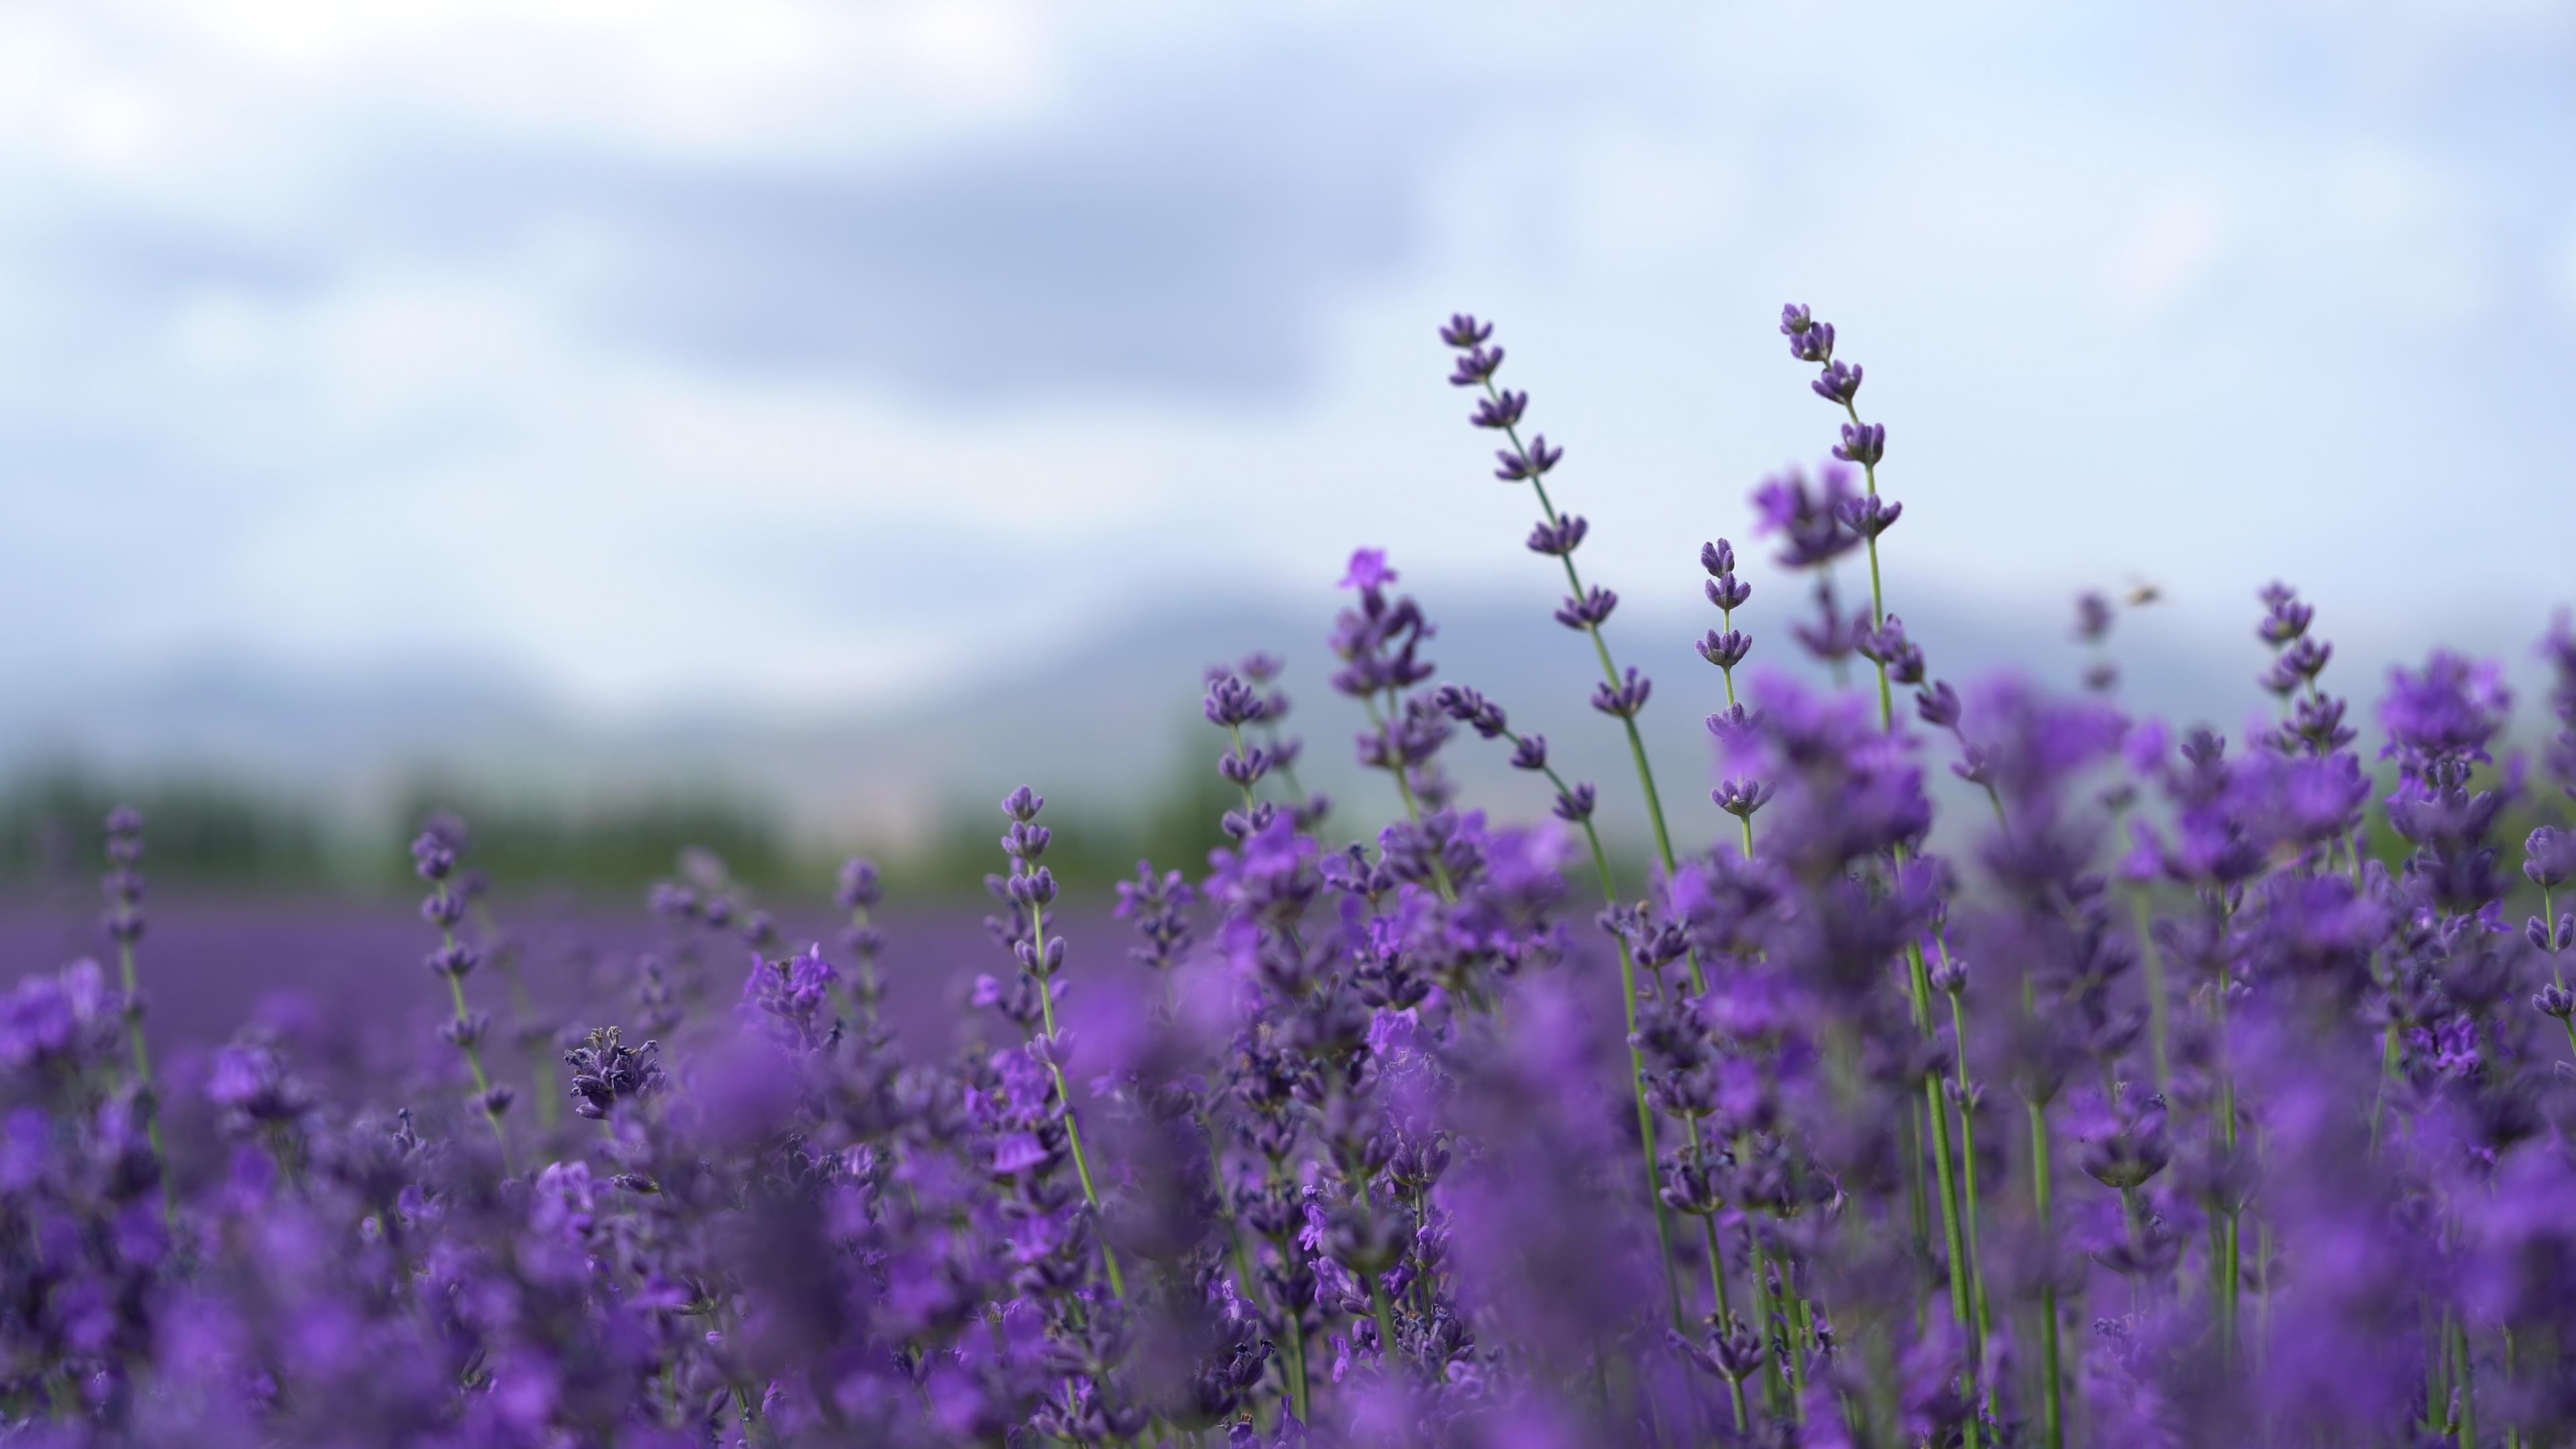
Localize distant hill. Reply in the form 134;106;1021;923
1;580;2558;861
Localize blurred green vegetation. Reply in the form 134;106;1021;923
0;773;330;888
0;757;1247;905
3;750;2548;908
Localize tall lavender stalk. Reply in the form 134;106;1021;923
1780;302;1988;1438
1698;541;1764;859
994;786;1126;1299
1440;316;1699;992
1329;550;1458;902
836;856;886;1028
101;807;170;1216
411;826;514;1172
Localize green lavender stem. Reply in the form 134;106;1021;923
2216;961;2241;1364
1715;590;1756;859
435;883;512;1175
1843;396;1992;1419
114;940;174;1222
2131;889;2173;1096
1945;985;1994;1361
1481;384;1698;992
2453;1318;2476;1448
2029;1099;2063;1449
1369;1274;1401;1375
1742;1191;1789;1417
1030;907;1125;1299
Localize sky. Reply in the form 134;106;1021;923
3;0;2571;726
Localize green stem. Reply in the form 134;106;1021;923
1742;1196;1788;1417
2504;1326;2521;1449
2453;1318;2476;1448
1484;387;1693;981
1225;723;1262;818
1369;1274;1401;1375
1838;388;1986;1429
1031;909;1124;1299
116;941;174;1224
2215;960;2239;1364
2545;881;2563;989
1690;1127;1735;1328
1945;986;1994;1366
2428;1306;2449;1434
2129;889;2172;1097
2029;1099;2063;1449
436;886;512;1175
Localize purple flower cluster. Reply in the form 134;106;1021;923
2;305;2573;1448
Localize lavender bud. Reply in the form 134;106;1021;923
1811;359;1863;405
2531;914;2574;954
1837;494;1902;540
2525;826;2576;890
1697;630;1752;670
1001;786;1044;823
1469;389;1527;429
1590;668;1652;719
1705;574;1753;610
2076;591;2116;644
1438;313;1493;350
1552;784;1598;823
1509;735;1548;771
2259;591;2315;645
1525;515;1589;556
836;857;883;910
1432;684;1508;739
1713;780;1773;820
1203;674;1268;728
1832;421;1885;467
1554;586;1619;630
1493;434;1563;483
409;833;455;881
1447;343;1505;388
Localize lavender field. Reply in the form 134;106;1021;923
7;297;2575;1449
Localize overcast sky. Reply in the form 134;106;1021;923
3;0;2571;720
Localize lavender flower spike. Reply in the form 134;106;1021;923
1439;313;1693;977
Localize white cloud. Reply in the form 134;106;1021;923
0;0;2565;722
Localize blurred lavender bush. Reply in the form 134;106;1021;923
5;305;2575;1448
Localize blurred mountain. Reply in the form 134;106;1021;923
0;583;2544;856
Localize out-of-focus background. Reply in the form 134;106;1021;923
3;0;2572;900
